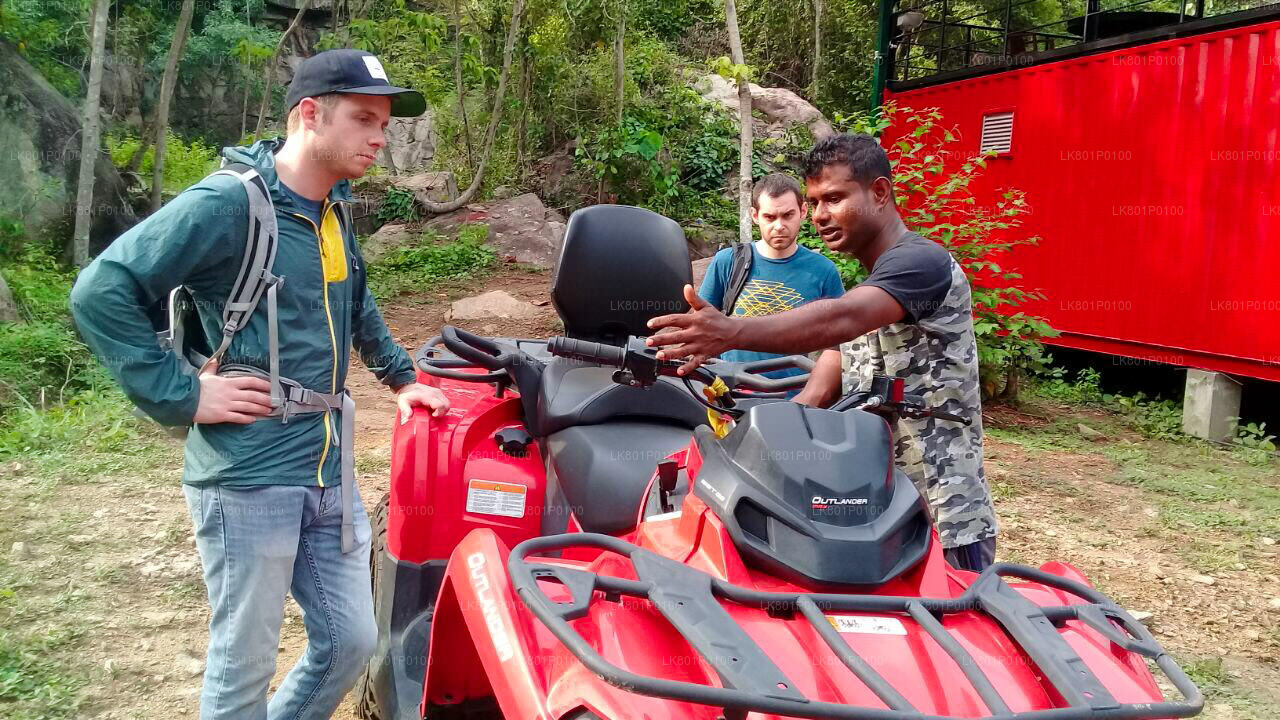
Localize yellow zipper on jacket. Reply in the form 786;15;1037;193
291;204;341;488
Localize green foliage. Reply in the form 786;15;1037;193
1232;421;1277;466
0;626;84;720
366;229;497;300
737;0;878;112
576;115;680;211
1114;393;1183;442
0;387;154;460
105;130;221;196
377;187;419;224
0;0;89;96
0;246;107;423
680;120;739;193
710;56;752;85
1036;367;1106;405
636;0;718;41
339;0;454;106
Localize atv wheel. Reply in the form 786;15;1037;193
354;491;390;720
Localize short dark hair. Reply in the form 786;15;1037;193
751;173;806;209
804;133;893;186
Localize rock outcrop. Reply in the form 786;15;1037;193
0;41;135;253
694;73;834;140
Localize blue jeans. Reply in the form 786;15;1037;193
183;483;375;720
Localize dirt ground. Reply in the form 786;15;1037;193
2;265;1276;719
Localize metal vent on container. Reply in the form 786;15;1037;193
980;111;1014;154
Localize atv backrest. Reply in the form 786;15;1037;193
551;205;692;344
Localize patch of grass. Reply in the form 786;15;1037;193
366;227;497;301
1175;537;1246;574
989;479;1020;501
0;247;108;414
1178;657;1275;720
0;388;171;478
0;559;87;720
0;627;85;720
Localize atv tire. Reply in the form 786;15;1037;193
354;491;390;720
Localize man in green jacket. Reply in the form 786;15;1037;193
70;50;447;720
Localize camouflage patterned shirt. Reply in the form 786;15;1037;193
841;233;998;549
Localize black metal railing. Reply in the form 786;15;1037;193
887;0;1280;84
508;533;1203;720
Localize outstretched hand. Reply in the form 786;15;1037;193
645;284;740;375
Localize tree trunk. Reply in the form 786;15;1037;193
724;0;753;245
515;41;531;172
420;0;527;214
72;0;111;268
241;0;253;139
613;0;625;125
453;0;474;168
811;0;823;100
255;0;312;140
150;0;196;212
125;123;151;175
241;73;251;139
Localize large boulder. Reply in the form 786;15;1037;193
446;290;545;322
379;113;436;174
427;193;566;269
0;41;135;253
360;223;416;264
101;53;145;127
694;74;834;140
396;171;459;206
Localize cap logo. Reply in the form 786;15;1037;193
362;55;388;81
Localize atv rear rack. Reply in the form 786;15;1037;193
509;534;1203;720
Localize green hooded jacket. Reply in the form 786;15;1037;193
70;139;416;488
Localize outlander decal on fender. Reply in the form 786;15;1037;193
467;552;515;662
811;495;869;510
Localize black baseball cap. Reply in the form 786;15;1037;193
285;49;426;117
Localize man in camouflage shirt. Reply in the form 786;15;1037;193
646;133;998;571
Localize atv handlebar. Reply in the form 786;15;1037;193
545;336;626;366
545;335;814;394
829;375;972;426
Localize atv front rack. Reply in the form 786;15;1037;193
509;534;1203;720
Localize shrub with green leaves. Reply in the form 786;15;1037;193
377;187;418;224
0;246;107;420
366;227;497;300
105;130;221;197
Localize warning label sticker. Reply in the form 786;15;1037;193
466;479;527;518
825;615;907;636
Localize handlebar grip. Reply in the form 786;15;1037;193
547;336;626;366
441;325;505;370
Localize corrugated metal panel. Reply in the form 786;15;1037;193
886;19;1280;381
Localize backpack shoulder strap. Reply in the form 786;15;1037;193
722;242;754;315
199;162;283;400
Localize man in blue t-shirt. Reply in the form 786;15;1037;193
698;173;844;383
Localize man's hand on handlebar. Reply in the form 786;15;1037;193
644;285;742;375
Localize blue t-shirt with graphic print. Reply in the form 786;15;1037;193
698;243;845;380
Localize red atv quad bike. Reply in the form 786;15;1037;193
356;205;1203;720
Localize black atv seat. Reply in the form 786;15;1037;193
535;357;708;436
546;421;694;535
